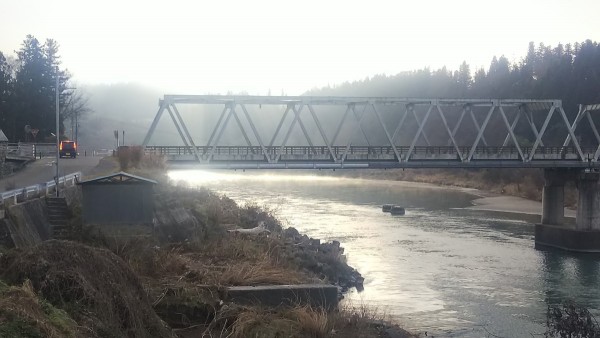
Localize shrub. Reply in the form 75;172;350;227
117;146;131;170
130;146;144;168
546;302;600;338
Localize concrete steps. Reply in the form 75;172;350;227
46;197;71;239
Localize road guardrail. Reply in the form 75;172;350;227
0;171;82;205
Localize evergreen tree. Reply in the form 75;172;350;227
0;52;14;139
10;35;71;141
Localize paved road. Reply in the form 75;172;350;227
0;156;106;193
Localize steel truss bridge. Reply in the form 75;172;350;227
142;96;600;169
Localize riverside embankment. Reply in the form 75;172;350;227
170;169;600;337
0;157;412;337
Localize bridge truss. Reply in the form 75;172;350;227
142;95;600;169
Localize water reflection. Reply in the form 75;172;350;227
169;169;600;336
541;248;600;312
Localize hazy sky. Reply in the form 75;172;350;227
1;0;599;95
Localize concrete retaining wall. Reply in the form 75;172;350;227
226;284;339;310
1;198;50;248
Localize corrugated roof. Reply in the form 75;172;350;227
77;171;158;185
0;129;7;142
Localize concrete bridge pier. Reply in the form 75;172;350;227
541;169;566;226
576;172;600;231
536;169;600;252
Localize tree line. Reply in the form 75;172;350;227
307;40;600;111
303;40;600;147
0;35;90;143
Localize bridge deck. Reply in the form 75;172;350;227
147;145;600;169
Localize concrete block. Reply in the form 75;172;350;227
535;223;600;253
226;284;338;310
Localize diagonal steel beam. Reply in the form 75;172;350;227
371;102;402;162
448;105;468;146
498;105;525;161
556;105;584;161
170;104;201;161
562;105;585;147
240;104;270;162
340;104;370;163
584;112;600;161
206;105;230;149
468;108;489;146
586;111;600;144
293;105;316;152
275;104;304;162
392;104;410;144
467;105;496;162
307;104;336;161
501;108;522;148
206;104;235;162
436;104;464;161
231;106;252;146
330;104;352;146
142;102;166;146
406;105;434;162
523;107;544;147
412;106;432;146
353;104;371;146
529;105;556;160
268;105;292;147
166;106;189;147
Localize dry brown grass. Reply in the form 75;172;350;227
181;235;311;286
337;168;555;203
0;240;175;337
197;301;415;338
0;280;79;338
217;259;306;286
286;305;329;337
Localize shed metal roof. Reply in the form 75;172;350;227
0;129;7;142
77;171;158;185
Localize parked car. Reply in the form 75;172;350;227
59;141;77;158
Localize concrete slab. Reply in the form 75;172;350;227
226;284;338;310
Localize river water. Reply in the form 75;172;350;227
168;169;600;337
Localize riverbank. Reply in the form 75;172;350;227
0;156;415;337
310;168;578;218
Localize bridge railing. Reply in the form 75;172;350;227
0;172;81;205
145;145;596;160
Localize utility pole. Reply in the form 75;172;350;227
55;66;60;197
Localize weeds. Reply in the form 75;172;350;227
0;279;78;338
546;301;600;338
199;301;412;338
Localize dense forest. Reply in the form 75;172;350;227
0;35;88;143
307;40;600;113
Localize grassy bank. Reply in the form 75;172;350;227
0;152;414;337
328;168;579;207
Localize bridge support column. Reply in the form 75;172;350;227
536;169;600;253
576;171;600;230
541;169;566;226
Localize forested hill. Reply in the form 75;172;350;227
305;40;600;115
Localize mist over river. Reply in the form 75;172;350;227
168;169;600;337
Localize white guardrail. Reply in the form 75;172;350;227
0;172;82;205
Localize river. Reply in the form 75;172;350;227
168;169;600;337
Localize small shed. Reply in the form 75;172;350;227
77;171;157;225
